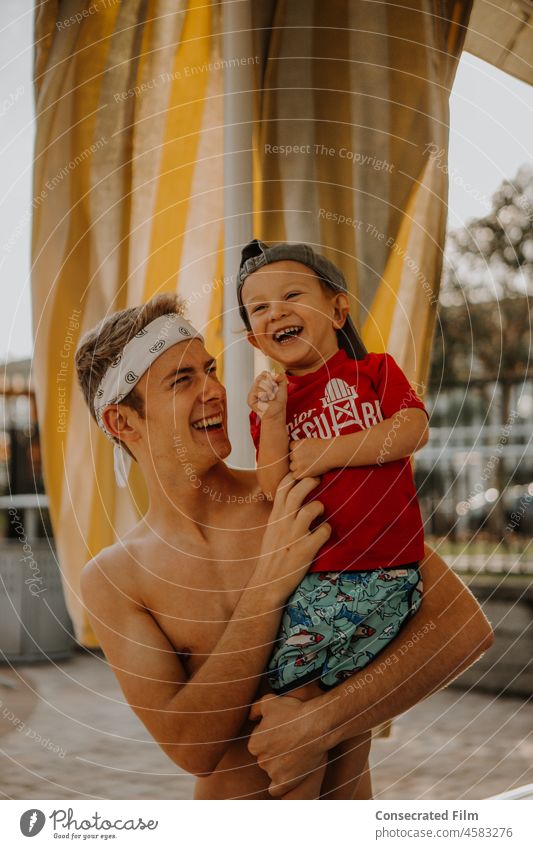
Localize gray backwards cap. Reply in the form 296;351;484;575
237;239;368;360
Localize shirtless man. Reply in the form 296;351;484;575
76;293;493;800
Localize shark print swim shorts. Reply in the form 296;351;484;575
267;565;423;693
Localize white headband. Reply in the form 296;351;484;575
93;313;203;487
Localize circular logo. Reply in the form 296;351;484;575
149;339;165;353
125;371;138;384
110;355;122;367
179;327;191;337
20;809;46;837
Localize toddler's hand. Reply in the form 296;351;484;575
289;438;335;479
247;371;287;420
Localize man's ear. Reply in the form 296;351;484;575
247;331;261;350
101;405;140;450
332;292;350;329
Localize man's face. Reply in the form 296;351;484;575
241;260;346;370
135;338;230;474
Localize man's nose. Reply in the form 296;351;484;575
199;373;224;403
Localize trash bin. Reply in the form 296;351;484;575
0;495;75;663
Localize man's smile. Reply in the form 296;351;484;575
191;413;224;432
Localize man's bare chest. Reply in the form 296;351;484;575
135;528;263;672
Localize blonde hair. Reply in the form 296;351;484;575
75;293;186;458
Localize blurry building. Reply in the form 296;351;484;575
416;378;533;542
0;359;48;538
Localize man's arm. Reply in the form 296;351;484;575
289;407;429;479
248;544;493;795
314;543;493;737
81;475;330;778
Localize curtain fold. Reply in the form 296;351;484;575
256;0;472;385
32;0;472;645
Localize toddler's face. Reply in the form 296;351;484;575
241;260;348;371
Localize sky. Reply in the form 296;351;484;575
1;1;532;362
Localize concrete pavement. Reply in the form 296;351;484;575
0;650;531;800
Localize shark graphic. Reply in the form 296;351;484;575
286;601;315;630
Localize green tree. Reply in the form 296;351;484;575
430;164;533;540
431;163;533;385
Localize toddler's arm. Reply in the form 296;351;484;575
328;405;428;466
289;352;429;479
289;407;429;479
248;371;290;500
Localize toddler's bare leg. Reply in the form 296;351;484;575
320;732;372;799
267;680;372;799
279;753;328;799
270;681;328;800
352;756;373;799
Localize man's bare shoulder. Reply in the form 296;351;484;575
80;532;143;612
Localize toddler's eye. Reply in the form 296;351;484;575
286;291;301;299
252;304;266;313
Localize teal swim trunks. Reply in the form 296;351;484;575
267;565;423;693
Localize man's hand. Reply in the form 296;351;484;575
252;473;331;602
248;694;327;796
248;370;287;420
289;437;336;479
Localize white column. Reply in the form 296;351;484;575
222;0;255;468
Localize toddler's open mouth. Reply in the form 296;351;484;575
272;325;303;345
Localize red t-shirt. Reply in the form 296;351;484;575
250;348;428;572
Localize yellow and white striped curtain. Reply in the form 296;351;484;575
32;0;471;644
